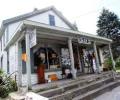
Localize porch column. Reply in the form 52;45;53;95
25;31;32;89
93;41;100;73
68;38;76;79
99;48;104;70
108;43;116;70
17;42;22;88
77;43;82;72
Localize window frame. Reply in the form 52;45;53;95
49;14;55;26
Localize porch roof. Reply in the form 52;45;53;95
4;20;112;50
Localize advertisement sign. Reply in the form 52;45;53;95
78;37;91;44
27;28;37;48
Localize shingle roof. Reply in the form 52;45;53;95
2;6;76;30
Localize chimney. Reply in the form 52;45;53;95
33;8;38;12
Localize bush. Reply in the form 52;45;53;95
0;85;9;98
104;58;112;69
115;62;120;68
0;71;18;98
0;69;3;76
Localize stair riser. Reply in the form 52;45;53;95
71;78;113;98
79;82;120;100
40;88;63;97
50;78;114;100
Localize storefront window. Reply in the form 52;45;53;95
34;47;60;70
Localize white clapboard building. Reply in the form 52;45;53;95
0;6;115;88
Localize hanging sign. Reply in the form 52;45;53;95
61;48;71;66
78;37;91;44
22;53;27;62
27;28;37;48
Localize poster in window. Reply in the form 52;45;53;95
61;48;71;67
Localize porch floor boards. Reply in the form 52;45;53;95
31;71;112;92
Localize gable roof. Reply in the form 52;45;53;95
2;6;77;30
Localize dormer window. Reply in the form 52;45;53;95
49;14;55;26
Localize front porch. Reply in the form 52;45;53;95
4;20;115;89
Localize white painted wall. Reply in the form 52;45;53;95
2;51;7;73
8;21;21;41
9;45;17;73
6;10;71;43
22;71;62;85
28;10;71;29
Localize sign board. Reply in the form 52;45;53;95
22;53;27;62
27;29;37;48
61;48;71;66
78;37;91;44
25;92;49;100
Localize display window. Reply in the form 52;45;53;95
34;47;60;70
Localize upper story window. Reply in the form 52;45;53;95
49;14;55;26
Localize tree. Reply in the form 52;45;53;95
97;8;120;59
97;8;120;41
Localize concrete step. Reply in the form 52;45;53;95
32;71;113;93
48;77;114;100
37;72;114;97
73;80;120;100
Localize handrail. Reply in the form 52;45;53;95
0;70;18;86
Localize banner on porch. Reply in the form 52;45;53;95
22;53;27;62
61;48;71;67
27;28;37;48
78;37;91;44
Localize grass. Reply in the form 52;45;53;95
116;67;120;72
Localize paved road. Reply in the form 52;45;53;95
94;86;120;100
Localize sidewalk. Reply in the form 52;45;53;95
94;86;120;100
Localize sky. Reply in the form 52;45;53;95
0;0;120;34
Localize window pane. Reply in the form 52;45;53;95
49;15;55;26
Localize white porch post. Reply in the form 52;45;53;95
17;42;22;88
99;48;104;70
93;41;100;73
68;37;76;79
25;30;32;89
108;43;116;70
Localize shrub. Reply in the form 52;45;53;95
115;61;120;68
0;69;3;76
0;85;9;98
104;58;112;70
0;71;18;98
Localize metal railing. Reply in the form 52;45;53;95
0;70;18;86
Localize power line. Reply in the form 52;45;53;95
72;9;102;19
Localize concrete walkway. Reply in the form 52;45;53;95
94;86;120;100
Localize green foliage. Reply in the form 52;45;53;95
116;62;120;68
97;8;120;41
0;69;3;76
0;71;18;98
104;58;112;69
115;58;120;69
97;8;120;59
0;85;9;98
